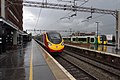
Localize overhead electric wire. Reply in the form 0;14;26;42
40;1;73;30
55;0;89;25
60;11;73;20
60;0;89;20
42;0;89;30
28;0;107;33
33;0;44;35
33;8;42;35
81;14;105;22
34;4;43;28
46;11;73;28
79;0;89;7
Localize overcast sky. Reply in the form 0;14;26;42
23;0;120;36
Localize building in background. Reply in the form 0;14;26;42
0;0;23;30
0;0;23;53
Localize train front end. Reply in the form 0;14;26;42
45;31;64;53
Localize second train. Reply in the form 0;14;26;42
63;35;108;45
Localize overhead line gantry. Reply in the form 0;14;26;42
22;1;116;16
14;1;120;50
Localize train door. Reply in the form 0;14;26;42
101;35;107;44
99;35;107;44
44;33;48;47
101;36;104;44
87;37;90;43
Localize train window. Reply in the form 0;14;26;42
63;38;66;40
64;38;70;41
75;37;79;41
79;38;82;41
68;38;71;41
73;38;75;41
82;38;87;42
91;38;94;42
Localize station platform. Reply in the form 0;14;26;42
0;39;75;80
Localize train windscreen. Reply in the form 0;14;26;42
100;35;107;41
47;32;62;44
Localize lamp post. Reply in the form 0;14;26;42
96;22;99;38
69;28;72;43
96;22;99;47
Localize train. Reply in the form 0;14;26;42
63;35;107;45
35;31;64;54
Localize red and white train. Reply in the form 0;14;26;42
35;31;64;54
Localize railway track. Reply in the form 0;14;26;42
54;49;120;80
54;53;97;80
36;40;120;80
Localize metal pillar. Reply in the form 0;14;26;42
96;22;99;38
116;11;120;50
13;30;17;45
96;22;99;48
1;0;5;18
0;22;2;54
2;28;6;52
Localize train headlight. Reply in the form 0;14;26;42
61;42;64;46
48;42;52;46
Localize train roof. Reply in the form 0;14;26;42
46;31;59;34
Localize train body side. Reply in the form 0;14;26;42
63;35;107;45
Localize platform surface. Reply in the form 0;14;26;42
0;39;74;80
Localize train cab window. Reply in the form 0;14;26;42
100;35;107;41
103;35;107;41
47;32;62;44
100;37;102;41
91;38;94;42
48;34;61;39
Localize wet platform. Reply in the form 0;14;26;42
0;39;75;80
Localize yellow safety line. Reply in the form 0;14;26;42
29;44;33;80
